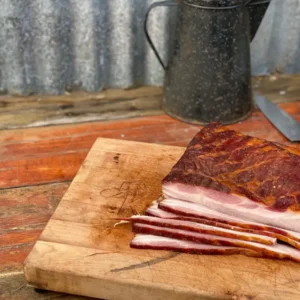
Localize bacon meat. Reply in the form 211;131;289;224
129;123;300;262
158;199;300;248
162;122;300;232
130;234;260;257
132;224;300;262
131;215;276;245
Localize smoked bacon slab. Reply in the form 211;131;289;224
162;122;300;232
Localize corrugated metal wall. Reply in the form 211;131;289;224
0;0;299;95
251;0;300;75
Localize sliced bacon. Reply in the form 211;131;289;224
146;204;178;218
130;234;260;257
146;203;273;235
132;224;300;262
131;215;276;245
158;198;300;250
130;123;300;262
147;203;268;233
163;182;300;233
147;202;274;234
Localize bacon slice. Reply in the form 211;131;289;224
146;204;259;234
131;215;276;245
146;203;178;218
130;234;259;257
158;199;300;249
146;203;264;233
132;224;300;262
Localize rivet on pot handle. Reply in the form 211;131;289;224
144;1;178;70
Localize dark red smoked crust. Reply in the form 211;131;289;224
163;122;300;211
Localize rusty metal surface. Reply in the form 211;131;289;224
0;0;299;95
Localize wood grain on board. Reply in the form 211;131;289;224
24;138;300;300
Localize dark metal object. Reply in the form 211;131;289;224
249;0;271;40
144;0;254;125
144;1;178;70
255;95;300;142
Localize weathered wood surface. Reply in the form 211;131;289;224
0;75;299;130
0;273;98;300
0;86;163;130
0;183;75;299
1;103;300;190
253;74;300;103
1;80;300;299
0;183;101;300
0;184;69;272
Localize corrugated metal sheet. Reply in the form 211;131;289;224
251;0;300;75
0;0;299;95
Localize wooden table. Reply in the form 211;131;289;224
1;75;300;299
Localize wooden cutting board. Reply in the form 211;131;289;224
24;138;300;300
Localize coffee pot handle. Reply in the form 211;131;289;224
144;1;177;70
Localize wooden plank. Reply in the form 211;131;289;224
0;76;299;130
0;87;163;111
0;183;69;273
24;138;300;300
0;244;35;273
0;87;163;130
0;183;69;230
0;151;87;188
1;102;300;189
0;229;42;248
1;103;300;145
253;74;300;103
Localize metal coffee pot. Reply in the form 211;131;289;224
145;0;271;124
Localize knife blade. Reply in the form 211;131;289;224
255;95;300;142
